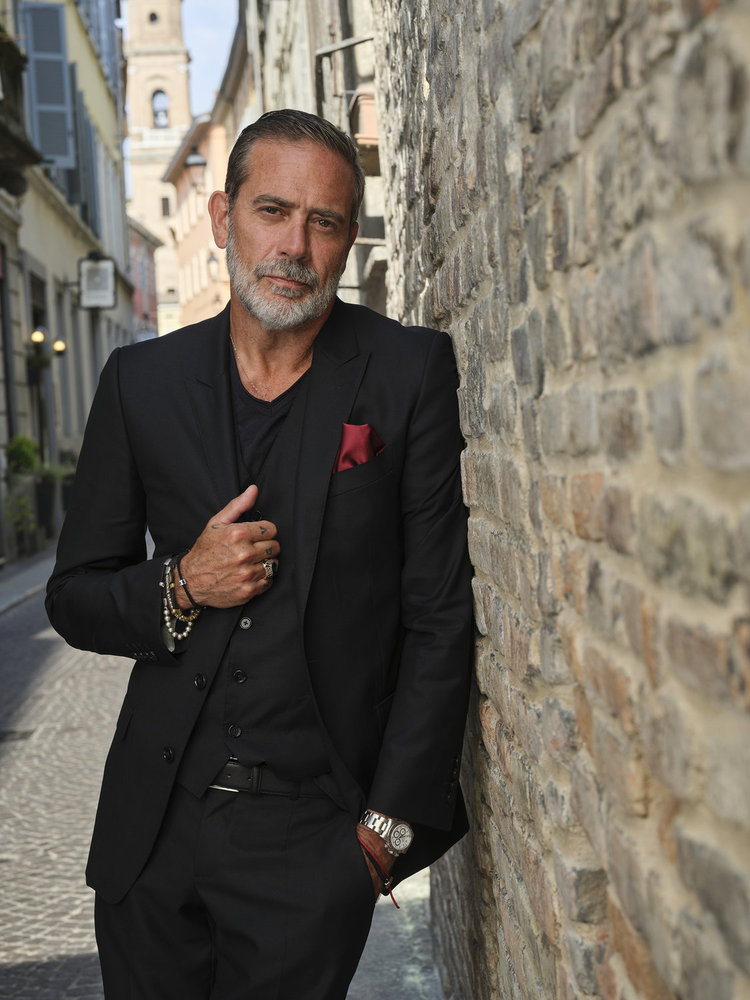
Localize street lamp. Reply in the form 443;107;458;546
184;145;207;191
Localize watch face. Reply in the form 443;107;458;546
390;822;414;853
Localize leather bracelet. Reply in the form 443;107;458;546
356;836;393;891
357;836;400;909
175;553;202;611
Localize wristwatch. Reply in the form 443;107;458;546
360;809;414;856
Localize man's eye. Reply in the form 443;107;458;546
316;218;334;229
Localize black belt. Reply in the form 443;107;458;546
209;758;326;798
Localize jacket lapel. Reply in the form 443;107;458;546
293;302;369;615
184;306;241;510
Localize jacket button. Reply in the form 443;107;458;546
251;509;263;520
194;673;207;690
227;724;242;738
162;746;175;763
240;617;253;630
232;669;247;684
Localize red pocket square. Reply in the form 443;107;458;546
333;423;386;473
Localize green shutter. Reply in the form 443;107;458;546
23;2;75;168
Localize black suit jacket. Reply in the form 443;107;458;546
46;300;474;903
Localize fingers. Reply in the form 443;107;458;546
211;484;259;527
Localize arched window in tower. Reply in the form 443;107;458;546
152;90;169;128
149;11;158;21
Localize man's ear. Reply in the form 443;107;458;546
208;190;230;249
346;220;359;255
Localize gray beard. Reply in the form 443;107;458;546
226;224;345;331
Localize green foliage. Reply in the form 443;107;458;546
4;435;39;480
5;494;35;535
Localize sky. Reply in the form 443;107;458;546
181;0;237;116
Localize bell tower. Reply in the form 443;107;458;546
124;0;191;334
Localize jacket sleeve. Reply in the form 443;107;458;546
46;349;176;665
366;330;474;831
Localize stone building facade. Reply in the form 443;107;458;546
372;1;750;999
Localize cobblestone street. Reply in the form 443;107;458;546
0;560;443;1000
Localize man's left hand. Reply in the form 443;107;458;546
356;823;396;902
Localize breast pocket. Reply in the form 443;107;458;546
328;448;394;498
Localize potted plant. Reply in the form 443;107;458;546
3;436;40;555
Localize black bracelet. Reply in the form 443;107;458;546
357;836;394;892
174;553;202;611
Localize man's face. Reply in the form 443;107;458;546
210;139;359;332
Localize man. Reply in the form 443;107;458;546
47;109;473;999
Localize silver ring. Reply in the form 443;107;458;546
262;559;276;580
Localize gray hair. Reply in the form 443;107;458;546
224;109;365;227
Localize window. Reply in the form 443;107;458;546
161;196;170;217
149;11;158;21
152;90;169;128
23;2;75;168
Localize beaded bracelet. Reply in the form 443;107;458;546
160;557;201;640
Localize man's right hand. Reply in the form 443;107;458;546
174;485;280;609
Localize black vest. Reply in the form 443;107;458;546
177;377;330;797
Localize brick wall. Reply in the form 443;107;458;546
373;1;750;997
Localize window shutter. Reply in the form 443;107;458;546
24;3;75;168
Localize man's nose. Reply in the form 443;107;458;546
278;219;309;259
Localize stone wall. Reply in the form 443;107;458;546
373;1;750;997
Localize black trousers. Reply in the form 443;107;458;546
95;784;377;999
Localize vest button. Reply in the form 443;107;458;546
227;723;242;738
162;746;175;763
232;669;247;684
251;509;263;520
193;673;207;690
239;617;253;630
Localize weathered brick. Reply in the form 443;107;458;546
375;3;750;997
602;483;634;555
540;472;573;532
695;357;750;473
581;642;638;735
576;43;617;138
571;470;605;541
599;388;644;463
571;749;606;861
526;200;549;290
567;384;601;456
592;710;649;817
608;900;677;1000
647;377;684;465
541;0;575;111
553;841;608;923
615;580;661;686
542;695;580;764
676;820;750;976
536;109;576;180
671;33;737;183
665;618;732;701
566;924;611;995
511;308;545;395
521;836;561;945
540;392;570;455
638;494;737;604
542;303;568;373
638;682;704;800
702;710;750;832
676;906;736;1000
540;624;574;685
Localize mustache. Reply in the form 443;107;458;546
253;259;320;290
